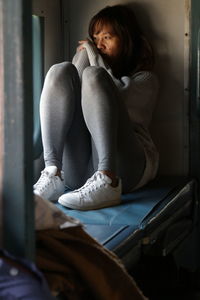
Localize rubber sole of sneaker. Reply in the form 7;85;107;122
58;198;121;211
34;189;61;202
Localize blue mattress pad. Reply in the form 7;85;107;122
56;176;195;254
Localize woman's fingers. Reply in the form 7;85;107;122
77;39;89;51
78;39;88;44
76;38;95;52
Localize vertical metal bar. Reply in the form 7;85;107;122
0;0;4;247
62;0;70;61
1;0;35;259
190;0;200;268
196;28;200;115
32;16;44;159
189;0;200;180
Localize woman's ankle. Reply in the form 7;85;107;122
55;169;63;180
45;166;63;180
99;170;118;187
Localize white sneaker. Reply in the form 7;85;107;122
58;171;121;210
34;166;65;201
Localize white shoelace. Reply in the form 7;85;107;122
79;172;106;197
71;172;97;193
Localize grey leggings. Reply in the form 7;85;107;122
40;62;145;192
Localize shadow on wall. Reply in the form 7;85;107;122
126;1;187;176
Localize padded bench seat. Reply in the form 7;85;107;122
56;176;197;268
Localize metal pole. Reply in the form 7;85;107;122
0;0;4;248
1;0;35;259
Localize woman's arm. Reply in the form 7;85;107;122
72;39;110;80
78;39;109;69
74;39;132;89
84;40;131;88
121;71;159;128
72;48;90;80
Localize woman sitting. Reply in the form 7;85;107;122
34;5;159;210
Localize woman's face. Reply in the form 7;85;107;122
92;23;123;65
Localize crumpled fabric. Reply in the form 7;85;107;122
34;195;81;230
36;226;148;300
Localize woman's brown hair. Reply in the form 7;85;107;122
88;5;154;77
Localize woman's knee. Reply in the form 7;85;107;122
82;66;108;87
46;62;77;84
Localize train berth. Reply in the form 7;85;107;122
56;176;197;269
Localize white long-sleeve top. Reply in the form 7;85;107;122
72;41;159;189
